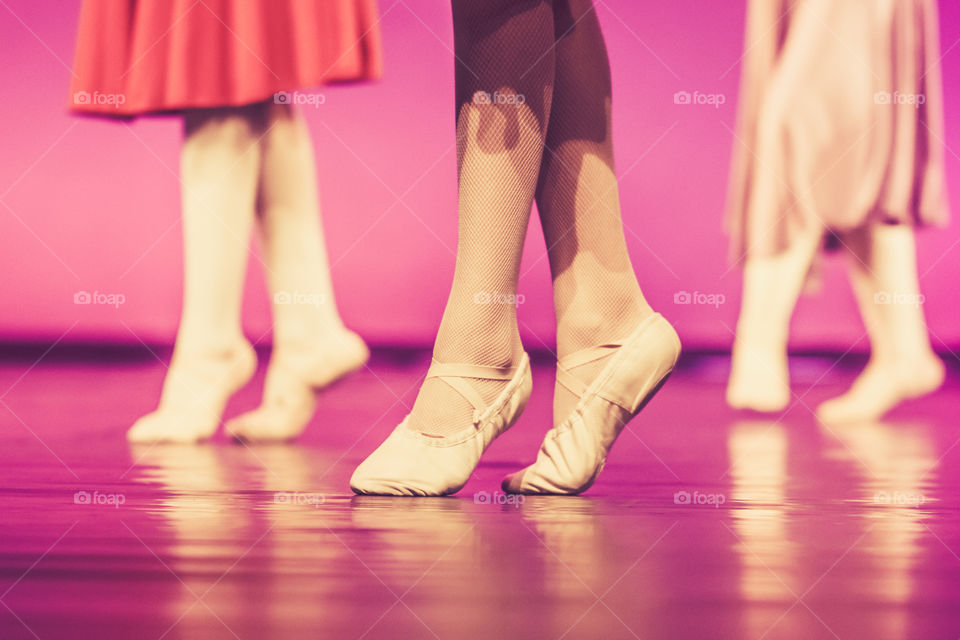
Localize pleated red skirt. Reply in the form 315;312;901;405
69;0;383;117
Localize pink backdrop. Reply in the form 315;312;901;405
1;1;958;351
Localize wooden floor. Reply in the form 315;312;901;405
1;348;959;639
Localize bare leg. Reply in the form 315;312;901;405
225;103;368;442
128;106;262;443
817;224;944;423
726;226;822;412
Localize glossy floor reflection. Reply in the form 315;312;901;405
1;348;959;639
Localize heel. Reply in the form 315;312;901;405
624;316;681;412
502;314;679;495
591;314;681;414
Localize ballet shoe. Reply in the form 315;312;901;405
127;341;257;444
816;355;945;424
502;314;680;495
350;353;532;497
226;330;369;442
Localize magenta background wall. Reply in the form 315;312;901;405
1;1;958;351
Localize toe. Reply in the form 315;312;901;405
127;414;161;443
349;470;432;496
501;468;529;494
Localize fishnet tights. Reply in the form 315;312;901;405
409;0;650;436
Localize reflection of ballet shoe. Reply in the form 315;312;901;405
226;330;369;442
503;314;680;495
127;443;232;493
128;342;256;444
816;356;945;424
350;353;532;497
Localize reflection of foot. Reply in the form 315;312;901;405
226;330;368;442
350;353;532;496
726;342;790;412
128;341;257;444
816;355;945;424
503;314;680;495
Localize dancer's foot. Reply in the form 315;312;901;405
350;353;532;496
225;329;369;442
502;313;680;495
726;342;790;412
128;340;257;443
816;354;945;424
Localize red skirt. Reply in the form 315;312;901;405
69;0;383;117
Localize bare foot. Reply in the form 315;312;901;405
225;330;369;442
128;340;257;444
816;355;945;424
726;344;790;412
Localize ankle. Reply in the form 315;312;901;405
173;334;251;360
434;305;522;366
868;349;941;371
272;310;346;337
272;322;353;351
433;335;522;368
556;303;652;358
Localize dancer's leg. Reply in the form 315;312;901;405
404;0;555;438
225;103;368;442
817;224;944;423
350;0;556;495
501;0;681;495
531;0;654;424
128;106;262;443
726;226;822;412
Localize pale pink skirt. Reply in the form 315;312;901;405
726;0;949;260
